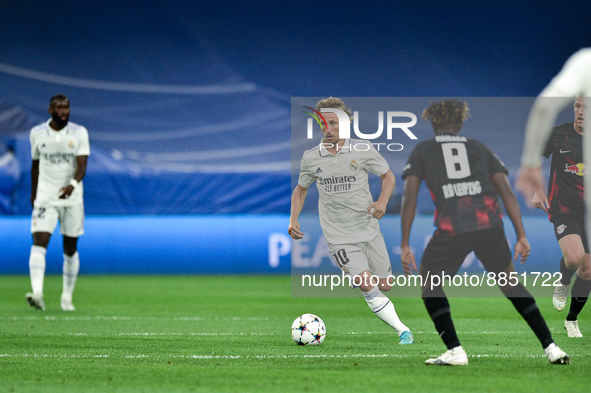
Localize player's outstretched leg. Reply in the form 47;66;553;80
26;245;47;311
362;286;414;344
422;286;467;365
504;283;570;364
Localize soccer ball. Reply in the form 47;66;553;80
291;313;326;345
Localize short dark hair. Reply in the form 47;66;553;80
422;99;470;127
49;94;69;106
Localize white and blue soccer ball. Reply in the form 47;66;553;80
291;313;326;345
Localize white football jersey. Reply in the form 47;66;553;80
298;139;390;244
539;48;591;98
30;119;90;207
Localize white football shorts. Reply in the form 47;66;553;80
31;202;85;237
327;232;392;282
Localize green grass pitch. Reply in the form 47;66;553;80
1;275;589;392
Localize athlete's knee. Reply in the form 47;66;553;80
62;237;78;256
378;278;392;292
355;271;376;292
563;249;585;269
32;232;50;248
577;265;591;280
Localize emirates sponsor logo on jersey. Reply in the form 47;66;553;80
318;175;357;193
564;163;585;176
317;175;356;186
442;180;482;199
43;153;76;164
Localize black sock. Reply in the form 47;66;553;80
422;287;460;350
505;284;554;349
566;276;591;321
560;258;576;286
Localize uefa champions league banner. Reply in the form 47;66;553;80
0;214;559;276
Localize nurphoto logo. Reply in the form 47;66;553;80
303;107;418;141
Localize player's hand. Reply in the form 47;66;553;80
58;185;75;199
288;221;304;240
514;237;531;265
368;201;387;219
531;192;549;213
400;246;417;276
515;166;545;208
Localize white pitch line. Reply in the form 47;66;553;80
3;331;536;337
0;316;272;321
0;353;550;360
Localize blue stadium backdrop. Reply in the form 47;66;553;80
0;1;589;275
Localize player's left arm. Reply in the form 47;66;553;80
59;155;88;199
491;171;531;264
368;170;395;219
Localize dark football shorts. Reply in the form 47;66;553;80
420;227;511;277
551;213;588;253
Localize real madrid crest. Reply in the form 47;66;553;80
68;140;75;149
349;160;358;171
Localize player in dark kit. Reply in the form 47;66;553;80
532;96;590;337
400;99;570;365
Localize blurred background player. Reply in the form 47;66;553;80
27;95;90;311
517;48;591;199
400;99;569;365
517;48;591;340
288;97;414;345
531;96;589;337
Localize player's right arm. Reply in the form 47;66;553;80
400;174;420;276
30;160;39;207
288;184;308;240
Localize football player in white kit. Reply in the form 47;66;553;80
289;97;414;344
26;95;90;311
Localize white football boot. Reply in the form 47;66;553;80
60;294;76;311
564;320;583;337
552;284;569;311
425;346;468;366
26;292;45;311
544;343;571;364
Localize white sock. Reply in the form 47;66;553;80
29;245;47;297
62;252;80;300
362;286;409;335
